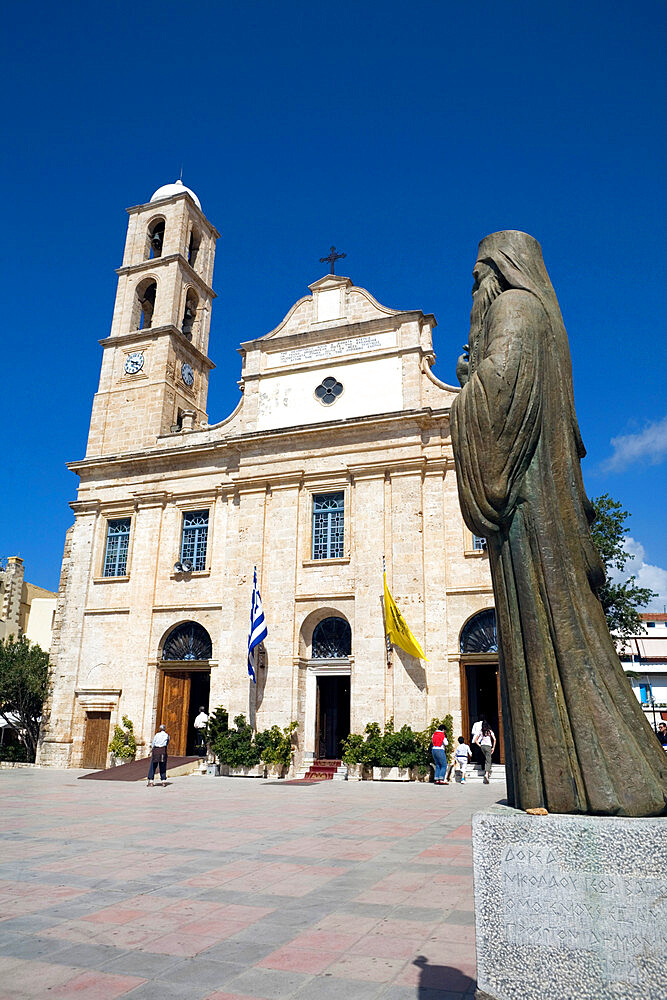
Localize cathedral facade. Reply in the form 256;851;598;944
38;182;497;771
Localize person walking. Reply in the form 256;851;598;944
451;736;472;783
193;706;208;757
147;725;169;786
474;720;496;783
431;725;449;784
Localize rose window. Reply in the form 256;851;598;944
315;376;344;405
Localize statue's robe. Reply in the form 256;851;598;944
451;288;667;816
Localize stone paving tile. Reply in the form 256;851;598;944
49;969;146;998
223;966;311;998
161;956;247;988
0;769;505;998
292;978;382;999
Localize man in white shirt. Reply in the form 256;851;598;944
148;725;169;786
193;707;208;757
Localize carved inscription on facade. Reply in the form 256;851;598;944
268;332;395;368
501;843;665;984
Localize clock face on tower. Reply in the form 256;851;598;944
181;363;194;386
124;351;144;375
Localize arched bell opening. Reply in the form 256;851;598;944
181;288;198;342
133;277;157;331
459;608;503;763
187;226;201;269
146;218;165;259
156;621;212;756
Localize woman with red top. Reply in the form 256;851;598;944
431;726;449;784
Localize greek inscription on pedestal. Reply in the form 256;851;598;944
500;842;665;983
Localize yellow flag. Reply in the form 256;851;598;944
383;573;427;660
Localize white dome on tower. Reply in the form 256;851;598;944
150;179;201;210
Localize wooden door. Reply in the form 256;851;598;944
82;712;111;769
158;672;190;755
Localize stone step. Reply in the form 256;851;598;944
455;764;506;783
295;759;348;782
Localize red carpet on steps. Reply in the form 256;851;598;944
78;756;200;781
303;759;341;781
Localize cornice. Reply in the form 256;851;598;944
67;407;451;477
116;254;216;299
126;193;221;239
98;325;215;370
240;312;427;354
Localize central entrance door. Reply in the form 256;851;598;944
316;675;350;760
463;662;503;764
157;670;210;756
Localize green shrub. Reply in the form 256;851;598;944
341;714;454;775
214;714;261;768
256;721;299;770
108;715;137;760
0;743;31;763
206;705;229;750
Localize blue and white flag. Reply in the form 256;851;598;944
247;566;267;683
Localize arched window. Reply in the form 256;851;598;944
133;278;157;331
312;617;351;659
182;289;198;341
147;219;165;259
162;622;212;661
460;609;497;654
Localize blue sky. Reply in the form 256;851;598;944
3;1;666;606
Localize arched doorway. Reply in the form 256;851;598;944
460;610;503;763
157;622;212;756
310;616;351;760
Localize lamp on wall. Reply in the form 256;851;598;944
173;562;183;573
182;560;194;573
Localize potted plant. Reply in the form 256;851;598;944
108;715;137;766
204;705;229;775
213;714;265;777
341;732;368;780
257;721;299;778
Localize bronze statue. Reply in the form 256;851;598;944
450;230;666;817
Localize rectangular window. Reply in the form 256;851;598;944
472;535;487;551
312;492;344;560
181;510;209;571
103;518;131;577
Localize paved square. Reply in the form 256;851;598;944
0;769;505;998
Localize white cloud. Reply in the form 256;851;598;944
608;536;667;612
602;415;667;472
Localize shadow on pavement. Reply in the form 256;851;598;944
414;954;477;996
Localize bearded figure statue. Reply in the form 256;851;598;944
450;230;666;817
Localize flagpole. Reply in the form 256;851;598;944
382;555;392;670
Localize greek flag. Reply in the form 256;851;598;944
247;567;267;683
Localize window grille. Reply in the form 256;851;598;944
103;518;130;577
181;510;209;571
312;617;351;658
314;376;344;405
460;609;497;654
472;535;487;551
163;621;212;661
312;492;344;559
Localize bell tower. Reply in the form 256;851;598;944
86;180;219;456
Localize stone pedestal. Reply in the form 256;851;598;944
473;805;666;1000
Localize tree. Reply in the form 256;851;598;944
590;493;656;640
0;635;50;759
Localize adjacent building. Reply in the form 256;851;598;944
0;556;57;651
37;181;498;771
